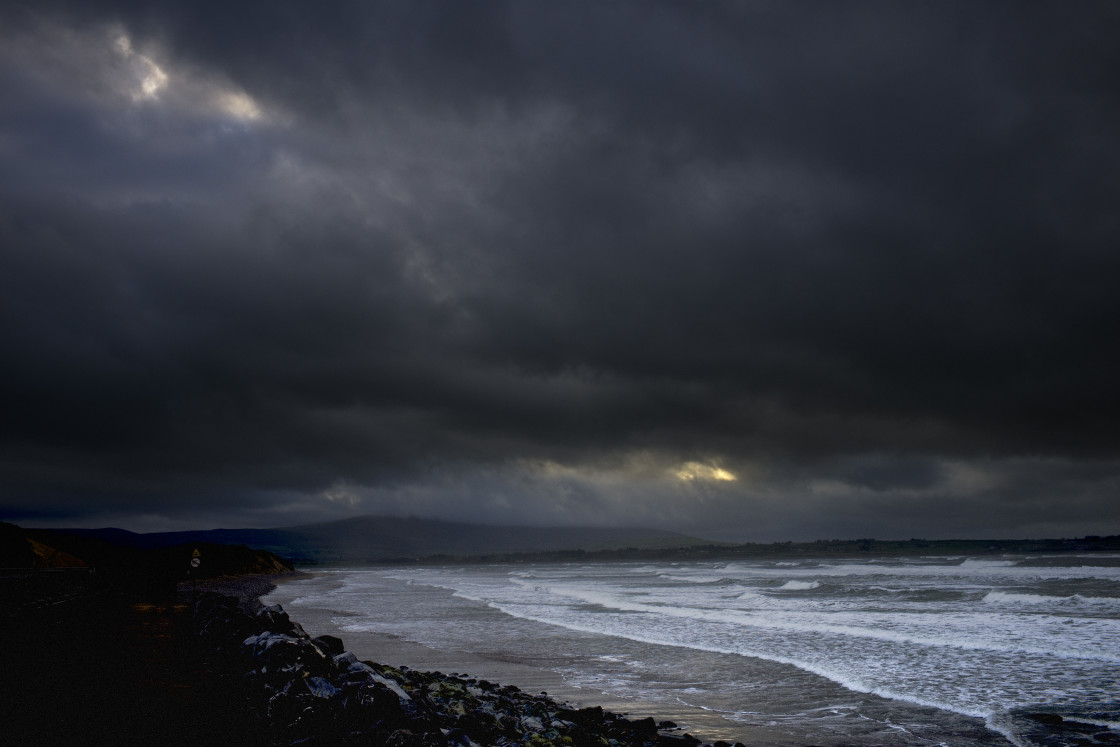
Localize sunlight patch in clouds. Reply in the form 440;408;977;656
110;29;263;123
674;462;737;482
114;34;168;101
215;91;262;121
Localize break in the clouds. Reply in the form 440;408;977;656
2;1;1119;539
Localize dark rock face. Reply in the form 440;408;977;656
313;634;345;656
191;591;741;746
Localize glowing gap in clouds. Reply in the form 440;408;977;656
113;32;262;122
115;34;168;101
216;91;261;121
674;462;737;482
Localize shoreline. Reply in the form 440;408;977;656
263;571;801;746
6;567;1046;745
191;580;753;746
1;568;762;745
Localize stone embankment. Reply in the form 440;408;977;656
194;592;745;747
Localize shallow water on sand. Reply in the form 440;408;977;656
267;555;1120;746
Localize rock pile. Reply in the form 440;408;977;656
192;592;745;747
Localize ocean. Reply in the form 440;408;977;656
264;554;1120;746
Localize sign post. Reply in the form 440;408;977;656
189;548;201;598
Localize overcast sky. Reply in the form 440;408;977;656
2;1;1119;540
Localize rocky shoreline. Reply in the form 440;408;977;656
194;590;744;747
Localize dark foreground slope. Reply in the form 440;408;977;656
1;590;267;746
1;582;737;747
2;525;298;745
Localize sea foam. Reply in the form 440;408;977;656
362;555;1120;746
778;580;821;590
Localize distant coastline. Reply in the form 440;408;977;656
244;535;1120;569
15;516;1119;568
412;533;1120;566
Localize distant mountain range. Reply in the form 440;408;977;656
24;516;716;566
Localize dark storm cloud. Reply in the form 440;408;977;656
2;1;1119;537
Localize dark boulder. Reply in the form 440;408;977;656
243;632;335;683
339;677;410;727
312;634;345;656
556;704;606;727
455;707;507;744
256;604;297;635
625;715;659;738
